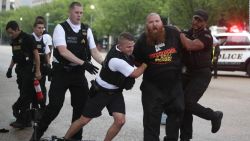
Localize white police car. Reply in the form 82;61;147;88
212;30;250;76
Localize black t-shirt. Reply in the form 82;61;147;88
133;26;182;86
11;31;37;64
183;28;213;69
186;28;212;50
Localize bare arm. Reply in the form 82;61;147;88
57;45;84;65
130;63;147;78
33;49;41;80
90;47;104;64
180;33;205;51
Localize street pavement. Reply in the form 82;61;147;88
0;45;250;141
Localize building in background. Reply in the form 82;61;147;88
0;0;15;11
0;0;52;11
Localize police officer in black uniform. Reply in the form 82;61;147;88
62;32;147;141
5;20;41;128
178;9;223;141
30;2;104;141
133;13;184;141
32;20;51;107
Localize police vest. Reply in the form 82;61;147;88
54;21;91;65
100;47;135;89
11;32;33;65
35;37;46;64
183;29;213;69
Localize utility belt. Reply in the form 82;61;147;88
14;58;33;67
186;66;211;72
91;80;122;95
15;61;33;68
185;67;212;75
52;62;83;73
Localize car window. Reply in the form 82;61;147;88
224;36;250;45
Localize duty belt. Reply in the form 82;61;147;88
91;80;122;95
52;62;82;73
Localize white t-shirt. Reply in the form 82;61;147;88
96;47;135;89
43;33;53;47
53;18;96;49
32;32;51;54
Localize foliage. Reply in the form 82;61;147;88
0;0;249;42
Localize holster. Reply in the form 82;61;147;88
89;80;98;98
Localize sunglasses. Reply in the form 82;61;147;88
193;16;204;22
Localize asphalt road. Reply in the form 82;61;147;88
0;45;250;141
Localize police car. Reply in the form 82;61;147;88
211;26;250;76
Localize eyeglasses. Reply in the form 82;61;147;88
193;16;204;22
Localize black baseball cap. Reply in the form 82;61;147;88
193;9;208;22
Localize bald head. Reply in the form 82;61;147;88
145;13;165;46
146;12;163;34
146;13;161;22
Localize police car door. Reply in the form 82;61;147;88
218;34;250;70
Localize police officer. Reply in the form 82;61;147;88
63;32;147;141
212;35;220;79
178;9;223;141
32;20;51;107
5;20;41;128
35;16;53;80
133;13;184;141
35;16;53;55
30;2;104;141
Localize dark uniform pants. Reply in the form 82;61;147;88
180;68;213;140
13;64;34;123
37;65;89;140
213;57;218;78
140;79;184;141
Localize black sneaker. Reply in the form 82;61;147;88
29;131;43;141
211;111;223;133
10;121;32;129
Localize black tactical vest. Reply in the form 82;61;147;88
54;21;91;65
35;37;46;64
183;29;213;69
100;46;135;89
11;32;33;65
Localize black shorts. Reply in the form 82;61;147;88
82;91;125;118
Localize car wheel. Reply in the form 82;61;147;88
247;62;250;76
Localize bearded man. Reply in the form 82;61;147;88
133;13;184;141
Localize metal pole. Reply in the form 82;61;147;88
0;27;2;44
46;13;50;32
90;14;93;27
90;4;95;27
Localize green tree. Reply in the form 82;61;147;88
92;0;166;38
167;0;249;29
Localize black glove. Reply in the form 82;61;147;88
6;68;12;78
82;61;99;74
123;77;135;90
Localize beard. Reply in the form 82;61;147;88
146;26;165;47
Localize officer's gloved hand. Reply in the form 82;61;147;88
124;77;135;90
82;61;99;74
6;68;12;78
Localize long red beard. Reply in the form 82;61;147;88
146;27;165;47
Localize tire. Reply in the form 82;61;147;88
247;62;250;76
